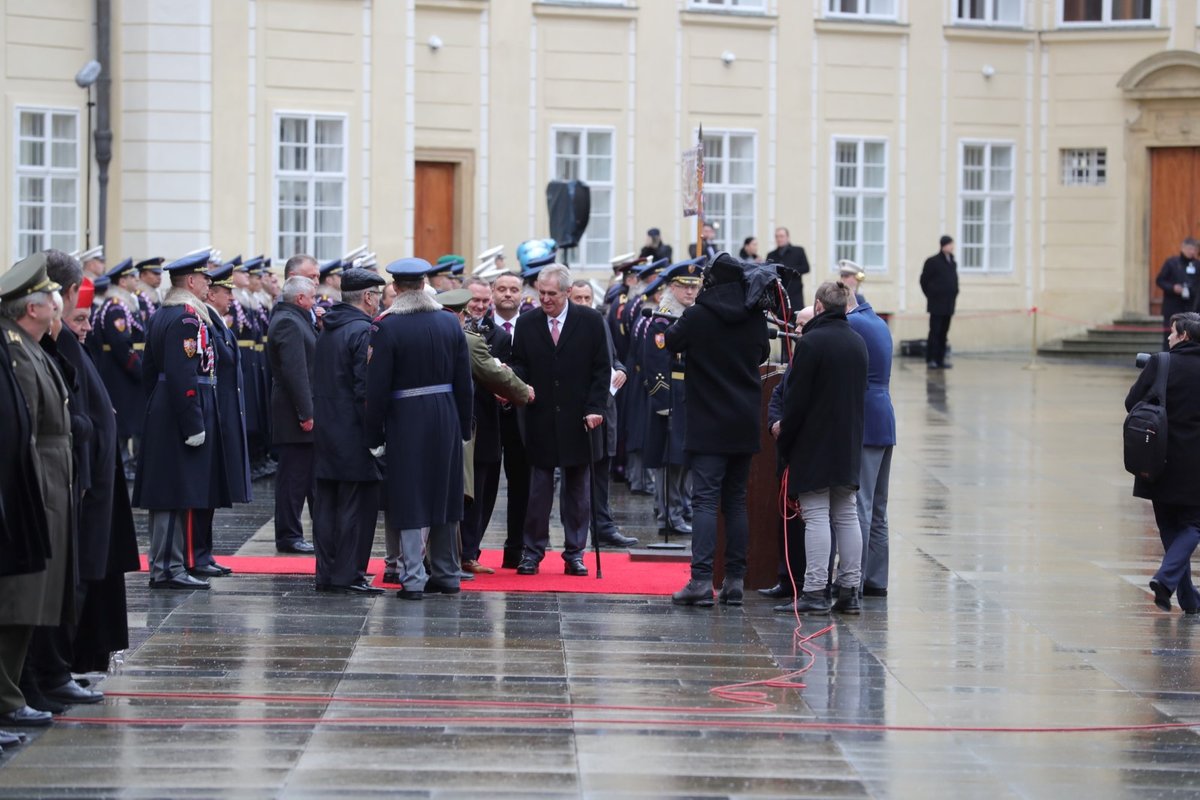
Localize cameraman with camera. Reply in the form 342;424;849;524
1126;312;1200;614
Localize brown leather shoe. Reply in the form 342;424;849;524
461;559;495;575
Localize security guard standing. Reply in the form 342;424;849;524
132;250;230;590
317;259;343;310
96;257;146;480
135;257;165;321
643;259;703;535
622;258;668;496
231;258;270;479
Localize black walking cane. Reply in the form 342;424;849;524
586;418;603;579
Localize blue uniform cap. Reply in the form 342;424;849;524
636;257;670;280
103;257;136;281
385;257;434;278
93;276;111;292
206;262;235;288
222;255;243;269
517;238;557;271
645;257;705;296
135;257;164;273
426;261;454;277
164;250;214;275
320;259;344;279
242;255;265;273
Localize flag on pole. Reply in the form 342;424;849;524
682;144;704;218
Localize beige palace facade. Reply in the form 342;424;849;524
4;0;1200;349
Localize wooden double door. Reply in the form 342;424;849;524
414;160;456;263
1149;147;1200;314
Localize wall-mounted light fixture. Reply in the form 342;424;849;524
721;51;736;66
981;64;996;79
428;35;443;51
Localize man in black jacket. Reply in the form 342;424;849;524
1155;238;1199;350
312;269;386;594
766;227;811;309
267;272;319;554
666;256;771;607
920;235;959;369
510;265;612;576
779;281;869;616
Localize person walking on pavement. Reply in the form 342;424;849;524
920;236;959;369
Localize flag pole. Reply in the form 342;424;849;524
696;124;704;257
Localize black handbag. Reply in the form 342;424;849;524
1124;353;1170;481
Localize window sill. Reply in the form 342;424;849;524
415;0;487;10
943;25;1035;43
1040;26;1169;42
680;9;778;29
533;2;639;21
814;19;909;36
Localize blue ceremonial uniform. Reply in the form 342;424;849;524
229;294;268;446
95;291;145;439
643;311;687;468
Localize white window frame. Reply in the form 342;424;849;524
953;0;1023;26
13;106;81;261
688;0;768;12
1060;148;1107;186
271;111;348;263
550;125;616;268
697;128;758;255
829;137;889;273
826;0;898;21
957;139;1016;274
1058;0;1157;27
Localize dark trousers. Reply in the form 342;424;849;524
313;479;379;587
461;459;501;563
1152;501;1200;611
689;453;752;582
776;513;807;587
927;314;952;366
274;443;314;546
591;455;619;540
0;625;33;713
523;464;590;563
189;508;217;568
499;414;530;562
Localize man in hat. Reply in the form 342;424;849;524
687;222;718;260
317;259;343;309
920;236;959;369
621;258;668;497
135;257;165;320
268;272;319;555
644;260;705;537
229;259;270;480
312;268;388;594
78;245;105;279
366;258;473;600
0;253;75;727
766;227;811;310
639;228;672;263
427;258;458;293
516;240;557;314
96;257;147;480
133;250;231;590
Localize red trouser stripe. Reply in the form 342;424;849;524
185;510;195;568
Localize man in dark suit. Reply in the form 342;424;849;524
1155;238;1200;350
919;235;959;369
267;270;318;554
313;269;387;594
510;265;612;576
687;222;719;260
766;227;811;310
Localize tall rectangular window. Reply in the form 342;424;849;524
957;0;1023;24
1061;0;1154;24
831;138;887;271
553;127;614;267
274;113;346;261
827;0;897;19
959;142;1014;272
14;108;79;260
1061;149;1107;186
701;130;756;254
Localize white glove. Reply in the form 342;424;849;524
184;431;206;447
369;445;386;458
656;409;670;417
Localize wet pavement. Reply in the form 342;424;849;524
3;356;1199;798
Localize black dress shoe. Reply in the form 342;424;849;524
276;540;315;554
381;571;401;585
862;585;888;598
718;577;744;606
790;590;831;615
0;707;53;728
1150;579;1173;612
188;564;227;578
149;574;210;590
44;679;103;705
757;583;794;600
211;562;233;575
516;559;540;575
423;581;461;595
563;559;588;577
396;589;423;601
597;531;639;548
22;690;65;715
501;554;522;570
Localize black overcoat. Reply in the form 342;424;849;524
95;290;145;437
624;311;653;452
209;308;251;504
778;310;869;495
365;295;473;528
267;302;316;445
1155;254;1200;318
314;303;382;482
1125;341;1200;505
766;243;811;310
0;332;49;579
471;322;510;465
920;251;960;316
664;281;770;455
133;297;230;511
510;303;611;468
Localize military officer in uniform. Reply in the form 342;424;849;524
621;258;669;496
133;250;230;590
366;258;473;600
96;257;146;480
317;259;343;309
229;258;270;480
312;268;387;595
643;259;704;536
515;239;557;314
135;257;165;320
604;254;644;482
425;259;457;293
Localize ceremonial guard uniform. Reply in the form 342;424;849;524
133;251;230;590
365;258;473;599
134;257;165;321
247;257;275;454
231;258;270;477
317;259;343;310
622;258;668;495
95;258;146;476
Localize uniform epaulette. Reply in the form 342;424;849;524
6;330;22;344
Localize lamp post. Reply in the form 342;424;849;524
74;60;101;250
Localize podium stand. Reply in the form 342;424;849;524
714;365;785;590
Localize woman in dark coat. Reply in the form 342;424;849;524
1126;312;1200;614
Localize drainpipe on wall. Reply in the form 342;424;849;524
95;0;113;247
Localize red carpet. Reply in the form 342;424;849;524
137;549;688;596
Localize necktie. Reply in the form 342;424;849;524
550;317;560;345
503;322;512;334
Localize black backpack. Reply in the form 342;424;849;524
1124;353;1170;481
